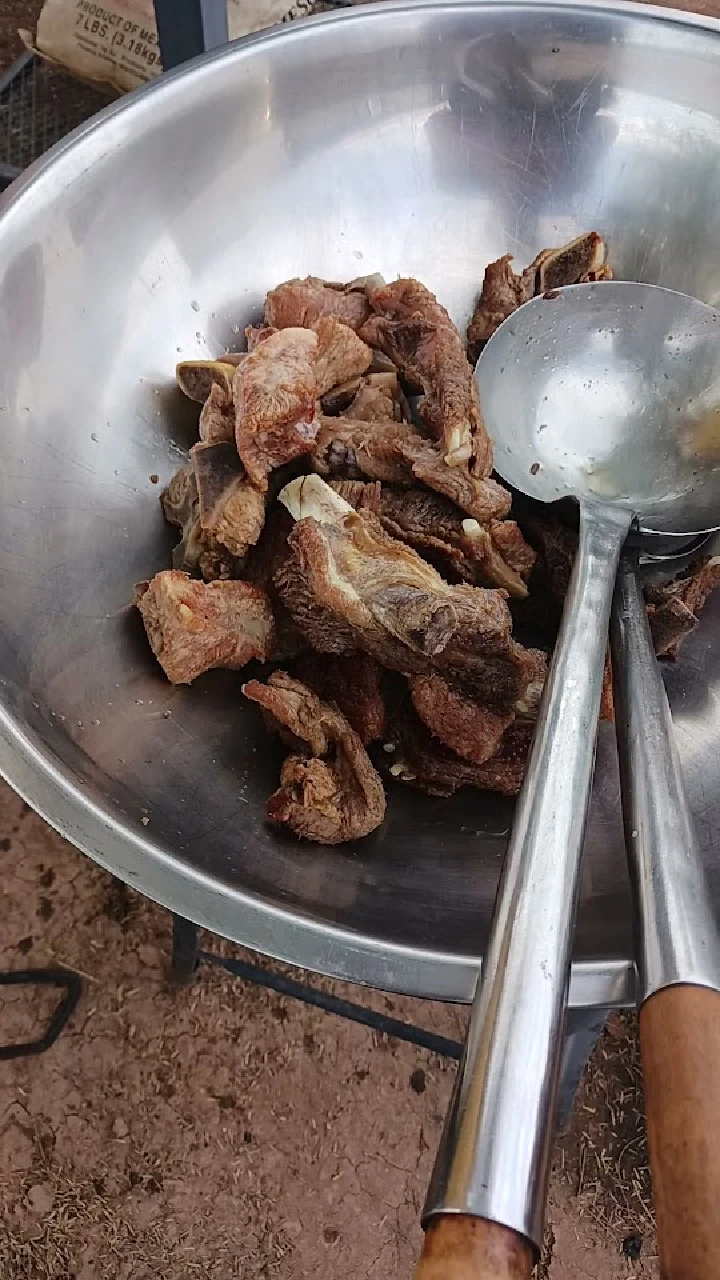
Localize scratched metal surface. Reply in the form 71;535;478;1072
0;0;718;1006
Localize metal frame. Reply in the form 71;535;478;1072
169;914;604;1124
153;0;229;71
0;968;82;1061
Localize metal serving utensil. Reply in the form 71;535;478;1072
415;281;720;1280
609;544;720;1280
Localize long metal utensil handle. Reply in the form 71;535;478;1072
416;505;629;1279
611;555;720;1280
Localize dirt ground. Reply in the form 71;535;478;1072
0;0;696;1275
0;782;657;1280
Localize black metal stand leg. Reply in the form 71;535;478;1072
153;0;229;71
170;914;200;986
556;1006;609;1128
0;969;82;1061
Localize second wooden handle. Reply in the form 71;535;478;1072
413;1215;534;1280
640;984;720;1280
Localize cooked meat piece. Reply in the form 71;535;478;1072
514;516;578;639
489;520;537;580
361;311;492;476
646;593;697;659
646;558;720;658
398;435;511;523
234;327;319;491
512;646;548;718
320;376;364;415
173;518;238;582
314;417;510;522
245;324;278;351
314;416;415;487
467;232;609;354
264;276;372;332
274;551;358;656
273;479;359;656
293;652;386;745
471;719;536;795
368;277;455;330
199;382;235;445
311;316;372;397
161;464;197;529
243;671;386;843
331;480;531;596
342;372;405;422
445;642;547;713
176;359;235;403
409;674;514;765
329;478;383;511
244;502;294;593
386;700;535;797
217;352;246;368
190;442;265;558
528;231;609;295
275;476;513;678
161;464;237;582
466;255;527;352
243;503;307;661
135;571;274;684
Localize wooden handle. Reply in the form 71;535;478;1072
640;984;720;1280
413;1215;534;1280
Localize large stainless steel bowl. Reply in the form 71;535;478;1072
1;0;719;1007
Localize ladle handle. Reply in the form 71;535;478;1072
420;506;629;1264
414;1216;534;1280
611;556;720;1280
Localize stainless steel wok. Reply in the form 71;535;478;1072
1;0;719;1008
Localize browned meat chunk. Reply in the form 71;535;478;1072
331;479;533;596
314;417;511;523
398;435;511;523
386;701;535;797
368;277;455;330
320;377;364;415
199;382;235;445
314;416;415;487
341;371;406;422
361;308;492;477
243;672;386;843
243;504;307;661
135;571;274;684
265;276;372;332
407;642;547;767
234;327;319;490
466;255;527;352
275;478;514;679
514;515;578;640
161;464;197;529
467;232;609;354
190;442;265;558
176;359;235;403
311;316;372;397
160;464;237;582
489;519;537;580
409;675;514;765
646;559;720;658
529;232;610;294
293;652;386;745
245;324;277;351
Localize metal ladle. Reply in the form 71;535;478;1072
414;282;720;1280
